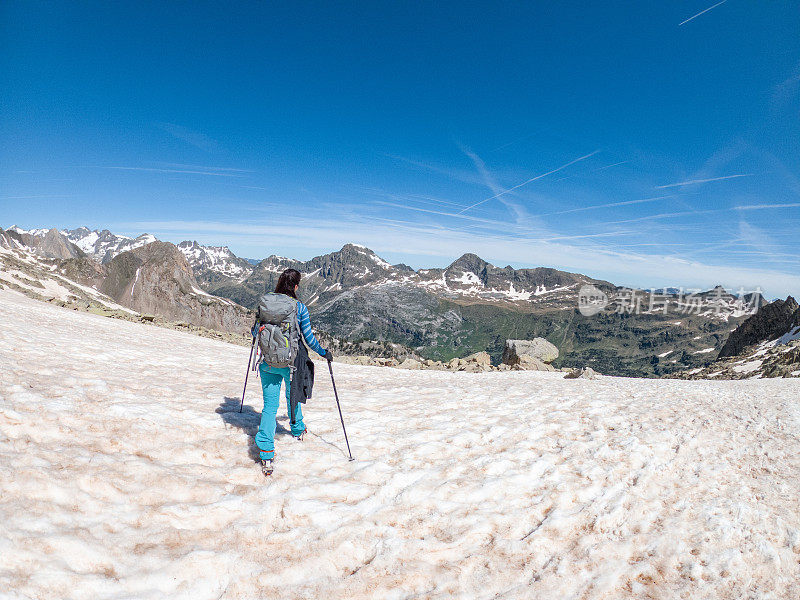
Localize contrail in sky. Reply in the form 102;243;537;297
678;0;728;26
92;166;246;177
458;150;600;214
544;195;674;215
734;202;800;211
656;174;752;188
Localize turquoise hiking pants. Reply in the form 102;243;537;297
255;363;305;460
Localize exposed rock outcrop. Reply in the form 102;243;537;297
502;338;559;369
342;349;500;373
464;351;491;367
565;367;601;380
398;358;423;370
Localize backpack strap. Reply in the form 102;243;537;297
288;301;301;375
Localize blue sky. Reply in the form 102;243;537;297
2;1;799;297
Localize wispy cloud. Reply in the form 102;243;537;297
678;0;728;26
772;61;800;111
460;146;504;198
737;220;783;259
157;122;219;152
457;150;600;214
655;174;753;188
458;145;546;229
386;154;485;187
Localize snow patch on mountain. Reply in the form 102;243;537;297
732;359;763;374
70;229;100;253
131;267;141;295
775;325;800;346
505;282;533;301
452;271;481;285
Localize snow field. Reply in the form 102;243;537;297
1;288;800;599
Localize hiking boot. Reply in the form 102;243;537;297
261;458;274;477
294;428;307;441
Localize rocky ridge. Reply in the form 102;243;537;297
675;296;800;379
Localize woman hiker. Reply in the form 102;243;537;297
254;268;332;476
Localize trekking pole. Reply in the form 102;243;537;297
327;360;354;461
238;323;258;413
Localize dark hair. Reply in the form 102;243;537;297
275;268;301;298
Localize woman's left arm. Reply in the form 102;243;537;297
297;302;327;356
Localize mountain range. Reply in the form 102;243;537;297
1;226;250;333
1;224;771;377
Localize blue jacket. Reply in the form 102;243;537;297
296;301;326;357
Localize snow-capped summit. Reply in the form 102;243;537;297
8;225;50;237
414;252;610;306
62;227;157;263
177;240;253;283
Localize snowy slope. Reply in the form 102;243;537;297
1;288;799;599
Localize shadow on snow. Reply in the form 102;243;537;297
216;396;293;464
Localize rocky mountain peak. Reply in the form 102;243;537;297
176;239;252;284
718;296;800;359
102;241;195;303
5;227;85;260
65;226;92;236
178;240;234;256
38;228;85;260
336;244;393;269
447;253;490;275
97;229;122;240
306;244;394;284
699;285;735;298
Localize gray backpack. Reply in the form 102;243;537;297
255;292;301;369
